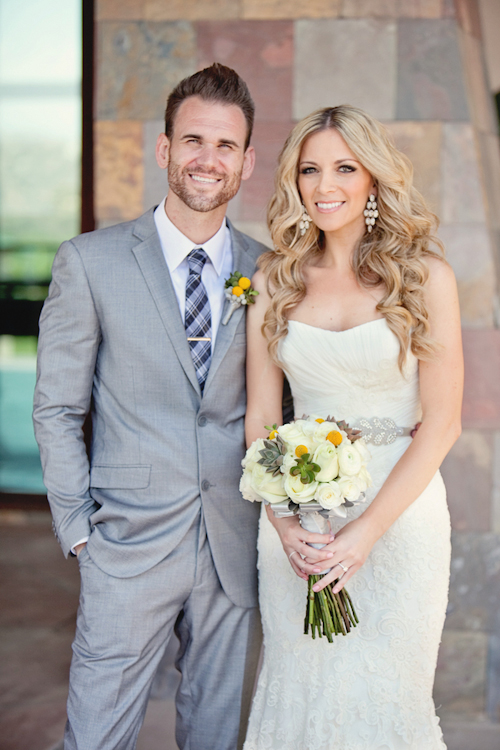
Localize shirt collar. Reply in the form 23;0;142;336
154;197;228;276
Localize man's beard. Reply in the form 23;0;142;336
167;161;243;213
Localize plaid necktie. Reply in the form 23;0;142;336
185;248;211;391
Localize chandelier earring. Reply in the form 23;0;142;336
364;194;379;233
299;204;312;236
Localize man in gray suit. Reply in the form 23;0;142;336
33;63;266;750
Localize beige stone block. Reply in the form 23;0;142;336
385;121;442;214
492;432;500;533
145;0;240;20
478;133;500;231
442;123;486;225
233;221;271;247
435;629;488;719
243;0;340;19
458;29;497;135
294;19;397;121
96;0;144;20
341;0;441;18
95;121;144;223
439;223;495;327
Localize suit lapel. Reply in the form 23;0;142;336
203;221;256;393
131;210;201;396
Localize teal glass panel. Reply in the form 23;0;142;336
0;0;82;493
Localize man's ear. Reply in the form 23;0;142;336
156;133;170;170
241;145;256;182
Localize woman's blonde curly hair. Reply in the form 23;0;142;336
260;105;445;371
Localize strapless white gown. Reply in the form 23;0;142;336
244;319;450;750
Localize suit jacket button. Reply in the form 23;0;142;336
201;480;210;491
198;415;208;426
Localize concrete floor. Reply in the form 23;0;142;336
1;509;499;750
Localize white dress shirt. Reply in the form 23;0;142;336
71;198;234;554
153;197;233;344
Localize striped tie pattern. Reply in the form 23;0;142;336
185;248;211;391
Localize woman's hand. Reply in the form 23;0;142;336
304;516;379;594
269;510;334;581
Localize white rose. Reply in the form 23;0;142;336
313;420;337;442
241;438;267;471
278;422;316;455
337;442;362;476
353;438;371;463
312;443;339;482
250;464;288;504
283;471;318;503
314;481;343;510
337;475;362;503
356;466;372;493
239;471;262;503
282;450;298;473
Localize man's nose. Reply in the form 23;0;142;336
193;144;219;171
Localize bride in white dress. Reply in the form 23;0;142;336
243;105;463;750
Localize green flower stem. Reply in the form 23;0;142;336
303;574;358;640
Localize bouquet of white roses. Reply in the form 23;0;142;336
240;416;372;641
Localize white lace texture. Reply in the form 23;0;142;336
244;319;450;750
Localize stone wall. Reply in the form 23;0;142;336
95;0;500;729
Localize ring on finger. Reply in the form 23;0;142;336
338;561;348;573
289;550;299;561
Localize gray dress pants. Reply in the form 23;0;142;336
64;512;262;750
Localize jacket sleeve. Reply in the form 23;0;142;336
33;239;101;557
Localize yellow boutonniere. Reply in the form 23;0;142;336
222;271;259;324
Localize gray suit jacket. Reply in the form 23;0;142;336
33;208;267;609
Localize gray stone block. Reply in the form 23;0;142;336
97;21;196;120
294;19;397;121
445;531;500;632
396;19;469;121
143;120;168;212
435;629;488;719
487;634;500;722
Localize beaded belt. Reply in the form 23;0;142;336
353;417;413;445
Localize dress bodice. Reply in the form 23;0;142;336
280;318;422;430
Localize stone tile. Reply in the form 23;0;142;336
294;19;397;121
438;224;494;327
243;0;341;18
145;0;240;20
396;19;470;121
478;133;500;231
454;0;483;38
238;119;295;221
96;0;144;20
462;329;500;429
445;531;500;632
440;430;492;532
488;634;500;722
440;719;500;749
491;432;500;535
233;221;272;247
143;120;169;212
341;0;441;17
197;21;293;123
95;121;144;223
385;121;442;213
441;0;456;19
97;21;196;120
441;123;486;224
435;629;488;719
458;29;497;134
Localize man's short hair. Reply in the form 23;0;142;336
164;63;255;150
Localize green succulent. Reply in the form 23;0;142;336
290;453;321;484
257;434;287;477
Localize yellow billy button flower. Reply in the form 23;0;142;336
327;431;343;446
295;444;308;458
232;286;244;297
269;429;278;440
239;277;251;290
315;418;325;423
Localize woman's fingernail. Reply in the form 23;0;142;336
313;567;321;573
326;552;333;558
329;535;335;542
313;585;320;592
